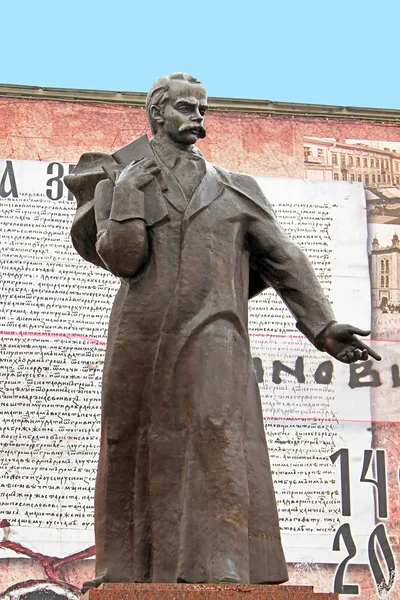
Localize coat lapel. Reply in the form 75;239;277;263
149;139;224;217
151;140;188;214
160;167;188;213
184;162;224;220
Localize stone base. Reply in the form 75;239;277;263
81;583;338;599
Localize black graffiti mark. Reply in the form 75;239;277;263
252;357;264;383
253;356;399;388
330;449;388;520
272;356;305;384
330;450;395;595
66;164;75;201
391;364;400;387
360;450;388;519
46;163;75;201
314;360;333;384
46;163;64;201
330;448;351;517
368;524;396;595
348;361;382;389
0;160;18;198
332;523;359;595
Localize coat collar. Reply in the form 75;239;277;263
151;138;204;170
151;138;212;214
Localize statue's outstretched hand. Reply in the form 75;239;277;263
316;322;381;363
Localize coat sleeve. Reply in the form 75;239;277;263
247;210;336;348
94;179;148;278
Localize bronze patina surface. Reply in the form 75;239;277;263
65;73;380;592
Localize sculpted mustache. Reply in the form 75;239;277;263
179;124;207;138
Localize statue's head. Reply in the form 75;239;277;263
146;73;207;147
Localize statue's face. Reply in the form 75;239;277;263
159;80;207;146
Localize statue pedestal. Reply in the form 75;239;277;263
81;583;338;599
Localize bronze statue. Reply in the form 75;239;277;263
65;73;380;591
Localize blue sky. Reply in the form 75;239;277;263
2;0;399;109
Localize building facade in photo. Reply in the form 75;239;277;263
370;232;400;308
304;136;400;186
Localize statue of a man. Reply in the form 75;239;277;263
65;73;379;591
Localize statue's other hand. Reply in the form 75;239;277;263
117;158;161;190
316;322;381;363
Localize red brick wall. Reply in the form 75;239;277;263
1;97;400;176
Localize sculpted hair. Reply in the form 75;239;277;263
146;73;203;135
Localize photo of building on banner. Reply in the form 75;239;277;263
303;135;400;598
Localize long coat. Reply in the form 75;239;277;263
65;140;335;585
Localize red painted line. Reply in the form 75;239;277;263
250;332;398;343
0;330;396;344
250;332;305;339
264;415;400;425
0;330;107;346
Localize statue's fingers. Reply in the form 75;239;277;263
346;326;371;337
121;163;140;176
367;347;382;361
141;158;159;170
148;166;161;174
354;339;382;361
353;349;363;360
123;158;152;174
336;348;352;363
137;173;154;187
126;157;146;169
342;351;355;363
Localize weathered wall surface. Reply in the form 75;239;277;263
1;97;400;174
